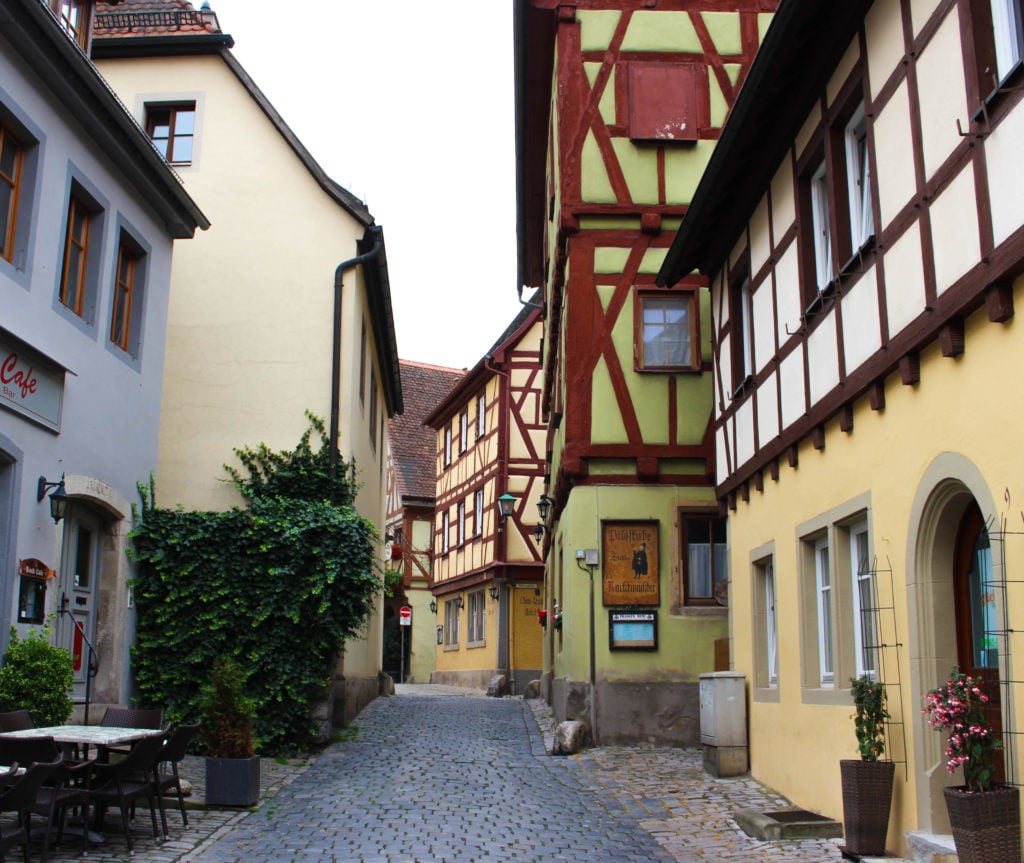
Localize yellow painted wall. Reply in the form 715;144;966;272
548;484;726;686
730;279;1024;850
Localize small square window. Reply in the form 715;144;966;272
637;292;698;371
146;103;196;166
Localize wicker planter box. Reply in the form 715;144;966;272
840;759;895;856
944;784;1021;863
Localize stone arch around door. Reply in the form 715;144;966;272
906;453;999;833
59;475;133;711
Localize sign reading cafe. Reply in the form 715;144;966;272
602;521;659;606
0;332;64;432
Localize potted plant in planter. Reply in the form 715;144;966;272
840;675;896;856
199;656;260;807
924;669;1020;863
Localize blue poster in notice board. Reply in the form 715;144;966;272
608;610;657;650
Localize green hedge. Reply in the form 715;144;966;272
129;414;379;753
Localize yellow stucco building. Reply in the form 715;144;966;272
660;0;1024;854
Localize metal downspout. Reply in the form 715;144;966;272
331;237;383;501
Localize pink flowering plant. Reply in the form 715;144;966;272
923;669;1002;792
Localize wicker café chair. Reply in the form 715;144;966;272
153;723;200;833
0;758;63;863
0;711;33;733
98;707;165;760
87;733;166;854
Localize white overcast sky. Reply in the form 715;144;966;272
207;0;521;371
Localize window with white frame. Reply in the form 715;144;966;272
457;501;465;546
466;590;486;646
443;426;452;467
753;553;778;692
441;511;450;555
814;536;834;686
809;160;833;293
991;0;1024;81
443;598;460;647
476;392;486;439
474;489;484;537
844;103;874;251
850;523;877;679
459;410;468;453
798;496;873;701
766;562;778;686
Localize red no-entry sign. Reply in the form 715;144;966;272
399;606;412;626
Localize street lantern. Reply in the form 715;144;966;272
497;493;517;520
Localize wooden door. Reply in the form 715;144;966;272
953;501;1004;781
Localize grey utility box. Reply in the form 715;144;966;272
699;671;748;777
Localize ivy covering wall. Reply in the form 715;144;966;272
129;414;380;753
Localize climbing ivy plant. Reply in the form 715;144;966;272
129;413;380;753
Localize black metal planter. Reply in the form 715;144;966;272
205;755;261;807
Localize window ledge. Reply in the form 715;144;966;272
753;686;780;703
800;686;849;707
678;605;727;617
442;644;460;652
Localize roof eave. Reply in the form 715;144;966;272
514;0;556;293
90;32;235;58
359;225;404;417
2;0;208;237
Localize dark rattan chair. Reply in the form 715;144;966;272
154;723;200;833
0;711;33;733
0;737;94;863
97;707;165;761
0;758;63;863
86;733;165;854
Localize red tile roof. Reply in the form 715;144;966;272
389;361;464;502
94;0;221;36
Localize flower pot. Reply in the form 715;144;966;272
205;755;261;807
944;784;1021;863
840;759;895;856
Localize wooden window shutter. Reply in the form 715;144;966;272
627;62;699;143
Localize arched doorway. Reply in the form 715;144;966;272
908;455;1000;832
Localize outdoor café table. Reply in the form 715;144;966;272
0;725;160;750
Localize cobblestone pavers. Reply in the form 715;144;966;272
31;685;850;862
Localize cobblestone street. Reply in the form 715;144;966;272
37;685;846;863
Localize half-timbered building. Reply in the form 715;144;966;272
385;360;464;684
659;0;1024;853
426;303;545;693
515;0;776;745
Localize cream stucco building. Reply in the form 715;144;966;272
92;0;401;721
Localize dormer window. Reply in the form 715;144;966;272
52;0;91;50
